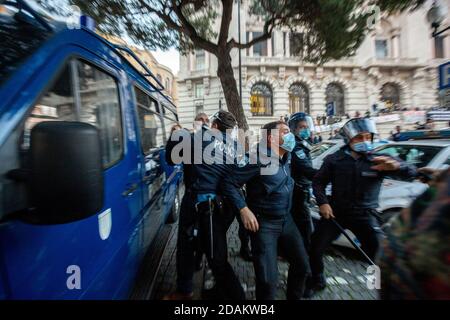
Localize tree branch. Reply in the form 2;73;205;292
171;0;219;54
140;0;218;54
218;0;233;46
140;2;182;32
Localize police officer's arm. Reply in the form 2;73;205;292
371;155;417;179
312;156;335;219
222;163;261;232
292;153;318;181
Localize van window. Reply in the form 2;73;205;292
1;63;76;219
134;87;164;154
163;108;179;140
76;61;123;167
20;63;76;150
0;58;123;219
135;86;158;113
20;60;123;168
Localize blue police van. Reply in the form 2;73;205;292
0;1;182;299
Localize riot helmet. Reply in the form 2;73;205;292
288;112;315;140
339;118;378;144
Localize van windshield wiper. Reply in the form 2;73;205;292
3;0;53;32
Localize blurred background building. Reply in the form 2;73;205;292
177;0;449;136
105;35;178;107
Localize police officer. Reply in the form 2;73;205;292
305;118;417;297
192;110;246;300
223;121;311;300
288;112;318;250
168;110;246;300
163;113;209;300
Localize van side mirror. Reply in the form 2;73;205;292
30;121;104;224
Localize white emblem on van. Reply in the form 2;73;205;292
98;209;112;240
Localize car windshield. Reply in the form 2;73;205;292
375;144;443;169
310;142;337;159
0;10;51;85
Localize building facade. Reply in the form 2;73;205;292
177;0;449;135
104;35;178;107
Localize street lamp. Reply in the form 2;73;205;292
237;0;243;108
427;0;449;37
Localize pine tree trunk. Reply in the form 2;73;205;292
216;52;249;131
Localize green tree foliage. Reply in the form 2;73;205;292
38;0;425;129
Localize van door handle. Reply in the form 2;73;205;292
122;183;138;197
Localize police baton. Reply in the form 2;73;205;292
330;218;376;266
208;197;214;260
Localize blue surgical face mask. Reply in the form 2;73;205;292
351;141;373;153
280;132;296;152
299;128;311;140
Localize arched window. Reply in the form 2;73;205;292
381;83;401;110
250;82;273;116
325;83;345;116
289;83;309;114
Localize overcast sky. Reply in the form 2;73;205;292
151;48;180;76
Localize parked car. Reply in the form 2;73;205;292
311;138;389;169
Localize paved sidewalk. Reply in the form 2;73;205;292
154;219;379;300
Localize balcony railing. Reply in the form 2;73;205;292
364;57;419;68
186;69;210;78
241;56;357;66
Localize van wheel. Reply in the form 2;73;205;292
166;192;180;224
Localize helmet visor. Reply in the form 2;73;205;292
305;115;316;132
340;118;377;141
289;115;316;132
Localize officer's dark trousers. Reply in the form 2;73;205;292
176;190;196;294
236;213;251;250
310;213;383;279
199;200;246;300
291;185;314;251
250;213;311;300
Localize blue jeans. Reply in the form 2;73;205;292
250;213;311;300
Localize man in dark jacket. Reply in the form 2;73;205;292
166;110;245;300
163;113;209;300
223;121;311;300
306;118;417;298
288;112;318;250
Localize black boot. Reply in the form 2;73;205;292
303;274;326;298
202;285;222;300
